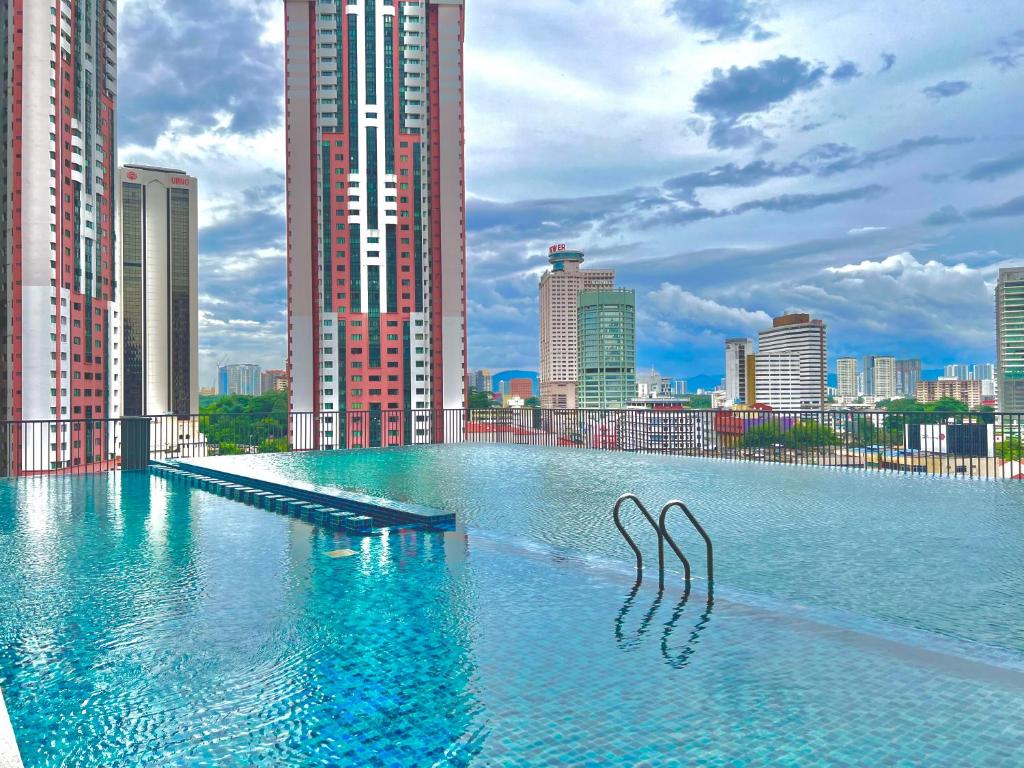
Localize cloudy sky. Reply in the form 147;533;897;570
117;0;1024;385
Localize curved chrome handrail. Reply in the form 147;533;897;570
612;493;662;583
658;500;714;588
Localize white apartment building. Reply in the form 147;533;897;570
872;356;897;400
724;338;753;404
836;357;857;401
755;313;827;410
539;245;614;409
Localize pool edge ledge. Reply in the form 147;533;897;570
158;459;455;529
0;686;24;768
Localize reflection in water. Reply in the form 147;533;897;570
614;582;665;652
661;589;714;670
615;580;714;669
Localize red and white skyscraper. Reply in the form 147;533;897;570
284;0;467;448
1;2;120;472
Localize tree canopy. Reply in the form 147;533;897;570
200;390;289;452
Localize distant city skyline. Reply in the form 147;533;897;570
109;2;1023;387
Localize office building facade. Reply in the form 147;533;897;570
284;0;468;448
507;377;533;400
997;268;1024;412
636;369;673;400
836;357;858;401
117;166;198;417
1;1;120;472
539;245;614;409
724;338;753;404
754;313;827;410
577;290;636;409
895;359;922;399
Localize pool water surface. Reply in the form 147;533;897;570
0;446;1022;766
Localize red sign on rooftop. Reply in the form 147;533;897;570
548;243;567;255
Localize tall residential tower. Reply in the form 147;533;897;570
1;1;120;472
539;245;614;408
997;268;1024;412
284;0;467;447
836;357;857;401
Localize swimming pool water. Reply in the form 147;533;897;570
194;444;1024;656
1;447;1023;766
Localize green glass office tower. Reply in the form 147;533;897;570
577;290;636;409
997;268;1024;412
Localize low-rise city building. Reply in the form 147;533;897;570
917;379;983;409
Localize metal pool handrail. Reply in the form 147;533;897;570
613;494;713;592
659;501;714;588
612;494;664;583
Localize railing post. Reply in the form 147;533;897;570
122;417;152;471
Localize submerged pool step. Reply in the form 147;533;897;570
149;465;374;535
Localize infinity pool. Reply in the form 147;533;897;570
1;446;1022;766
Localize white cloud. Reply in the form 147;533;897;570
120;120;284;230
646;283;772;332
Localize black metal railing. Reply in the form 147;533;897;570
1;407;1022;480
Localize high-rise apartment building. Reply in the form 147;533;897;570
724;338;753;404
1;2;120;472
863;355;897;400
469;368;492;394
970;363;995;381
895;359;922;398
754;313;826;410
944;364;969;380
117;166;198;417
577;289;636;409
539;245;614;409
996;268;1024;412
836;357;858;401
284;0;468;448
218;364;262;397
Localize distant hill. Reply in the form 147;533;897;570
490;369;539;396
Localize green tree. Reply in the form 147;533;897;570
850;415;880;446
200;389;289;451
784;422;840;450
688;394;713;409
524;396;541;408
742;422;784;448
997;436;1023;462
468;388;494;409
